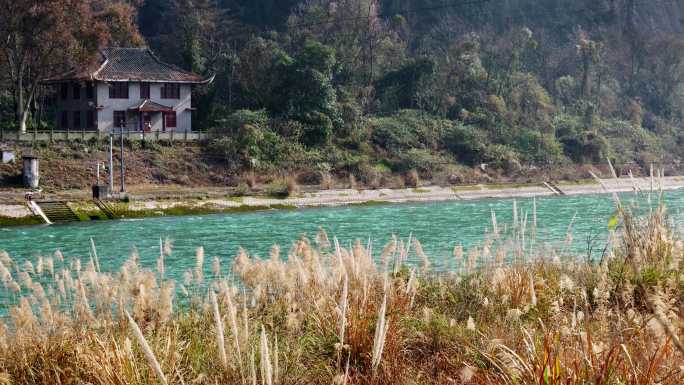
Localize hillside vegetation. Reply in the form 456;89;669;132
3;1;684;181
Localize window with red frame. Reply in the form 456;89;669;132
164;112;177;128
140;82;150;99
109;82;129;99
161;83;180;99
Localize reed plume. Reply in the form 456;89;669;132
125;310;168;385
210;290;228;370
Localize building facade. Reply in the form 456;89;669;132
45;48;213;133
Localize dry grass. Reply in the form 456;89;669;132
0;201;684;384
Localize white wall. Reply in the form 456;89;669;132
96;82;193;133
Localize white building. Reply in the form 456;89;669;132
45;48;213;133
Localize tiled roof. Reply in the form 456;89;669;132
128;99;174;112
43;48;213;84
95;48;210;83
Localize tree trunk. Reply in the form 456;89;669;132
19;85;35;135
20;106;30;134
16;68;25;133
581;57;591;99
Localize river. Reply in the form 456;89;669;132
2;190;683;284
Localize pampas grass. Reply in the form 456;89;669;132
125;310;168;385
259;326;273;385
371;291;389;372
0;201;683;384
210;290;228;370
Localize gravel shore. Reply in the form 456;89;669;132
3;176;684;222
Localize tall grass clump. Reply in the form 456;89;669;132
1;193;684;384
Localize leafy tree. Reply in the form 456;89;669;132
236;37;293;110
375;57;435;112
271;39;339;146
0;0;122;133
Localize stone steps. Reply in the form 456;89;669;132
36;201;80;223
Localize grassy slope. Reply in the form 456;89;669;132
0;141;623;197
0;142;235;191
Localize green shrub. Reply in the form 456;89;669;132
443;123;490;165
211;109;269;137
559;132;610;163
369;110;452;152
483;144;522;172
513;130;565;164
394;149;449;177
265;177;297;198
357;162;391;188
233;182;250;197
300;112;333;147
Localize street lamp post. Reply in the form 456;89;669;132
108;132;114;194
119;120;125;193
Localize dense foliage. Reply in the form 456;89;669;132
3;0;684;179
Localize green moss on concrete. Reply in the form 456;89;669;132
269;204;297;210
0;215;44;227
348;200;392;207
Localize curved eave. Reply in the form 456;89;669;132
94;76;214;84
201;74;216;85
41;75;95;85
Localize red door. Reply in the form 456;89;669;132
143;113;152;132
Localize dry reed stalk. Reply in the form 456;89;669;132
125;310;168;385
157;237;165;280
371;292;389;372
650;163;654;192
513;200;518;233
195;247;205;284
453;245;463;274
212;257;221;278
339;273;348;347
242;290;250;350
415;239;430;273
210;291;228;370
589;170;621;207
491;209;499;238
250;349;257;385
532;197;537;240
260;326;273;385
225;289;243;360
606;156;618;179
90;238;101;273
529;274;537;307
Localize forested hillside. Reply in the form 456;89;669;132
4;0;684;185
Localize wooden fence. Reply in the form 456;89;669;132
0;129;209;142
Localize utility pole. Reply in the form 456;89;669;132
119;120;125;192
108;133;114;193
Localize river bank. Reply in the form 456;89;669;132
2;175;684;226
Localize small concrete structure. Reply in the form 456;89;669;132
22;155;40;188
1;150;14;164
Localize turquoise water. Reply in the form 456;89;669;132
2;190;684;285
